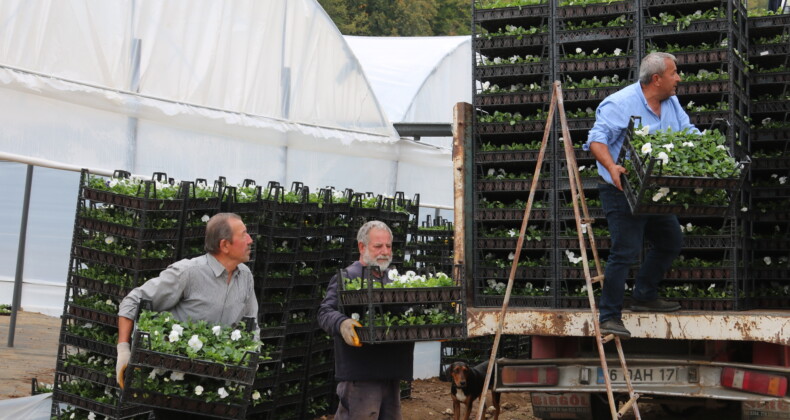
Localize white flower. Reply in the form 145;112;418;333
194;385;204;396
388;268;399;280
252;390;261;400
694;188;703;194
171;324;184;336
107;179;118;188
780;176;787;185
481;81;490;91
187;335;203;351
716;145;727;150
663;143;674;151
230;330;242;341
487;168;495;176
636;126;651;137
201;214;210;223
741;206;748;212
218;387;229;399
764;256;772;266
212;325;222;337
641;143;653;154
613;48;622;56
682;141;694;147
493;57;502;65
168;330;180;342
575;47;583;54
657;152;669;165
104;236;115;245
88;413;96;420
105;299;115;308
762;117;772;126
686;223;694;232
578;165;586;172
351;313;360;321
70;414;75;419
507;229;517;237
592;48;599;54
507;252;515;261
170;371;185;381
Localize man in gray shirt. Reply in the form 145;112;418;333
115;212;258;388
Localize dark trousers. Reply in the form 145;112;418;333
335;380;402;420
598;183;682;323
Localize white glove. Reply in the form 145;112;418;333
340;319;362;347
116;342;131;389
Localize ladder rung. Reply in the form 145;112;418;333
591;275;604;284
617;393;640;418
601;333;616;344
581;218;595;224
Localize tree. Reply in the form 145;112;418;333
317;0;471;36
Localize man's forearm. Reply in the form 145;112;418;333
118;316;134;344
589;142;615;171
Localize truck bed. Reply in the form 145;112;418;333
467;308;790;345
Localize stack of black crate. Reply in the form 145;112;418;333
53;170;220;419
471;0;754;311
407;214;455;274
746;10;790;308
439;335;531;381
641;0;750;310
472;0;558;307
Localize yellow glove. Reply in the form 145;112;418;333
340;318;362;347
116;342;131;389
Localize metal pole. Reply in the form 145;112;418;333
7;164;33;347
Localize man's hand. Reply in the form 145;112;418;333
607;164;627;191
340;318;362;347
116;342;131;388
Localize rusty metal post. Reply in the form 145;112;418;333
453;102;473;297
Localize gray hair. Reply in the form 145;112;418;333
639;52;677;85
357;220;392;245
204;213;242;254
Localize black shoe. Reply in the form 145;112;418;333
631;298;681;312
599;319;631;339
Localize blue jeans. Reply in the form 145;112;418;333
598;183;682;323
335;380;402;420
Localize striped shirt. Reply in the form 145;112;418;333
118;254;258;333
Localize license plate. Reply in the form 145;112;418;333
596;366;684;384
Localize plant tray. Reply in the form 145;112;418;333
557;236;610;249
476;295;553;308
53;390;149;419
562;87;621;102
476;266;553;279
73;246;173;271
83;187;184;211
62;332;117;358
751;128;790;142
676;81;737;96
182;225;207;239
557;26;634;43
476;120;547;135
559;56;634;72
556;177;598;190
644;20;728;37
749;44;789;58
340;287;462;305
475;90;552;107
475;208;552;221
566;118;595;130
77;217;180;241
476;179;552;192
677;298;743;311
122;387;249;419
673;49;728;65
477;237;553;250
68;305;119;328
287;298;321;310
750;156;790;170
748;14;790;28
751;101;790;114
59;362;117;388
558;1;633;18
357;323;465;343
750;211;790;222
560;267;603;279
474;33;549;52
750;297;790;309
749;187;790;199
69;274;134;299
129;331;259;385
752;237;790;250
682;235;739;249
559;297;593;309
753;268;790;281
475;64;550;82
557;207;604;219
260;326;286;339
284;322;314;334
474;4;549;22
666;267;734;280
476;149;544;163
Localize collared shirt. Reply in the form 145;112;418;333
118;254;258;333
584;82;699;185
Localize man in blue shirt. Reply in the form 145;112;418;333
584;52;695;338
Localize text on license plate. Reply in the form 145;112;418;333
596;367;684;384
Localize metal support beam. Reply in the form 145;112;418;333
7;164;33;348
393;122;453;139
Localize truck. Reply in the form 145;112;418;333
451;102;790;420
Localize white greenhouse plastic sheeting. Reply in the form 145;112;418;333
345;35;472;148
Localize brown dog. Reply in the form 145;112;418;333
448;361;501;420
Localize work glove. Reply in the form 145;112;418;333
340;318;362;347
116;342;131;389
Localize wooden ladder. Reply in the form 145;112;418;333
475;81;641;420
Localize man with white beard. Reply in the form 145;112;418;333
317;220;414;420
